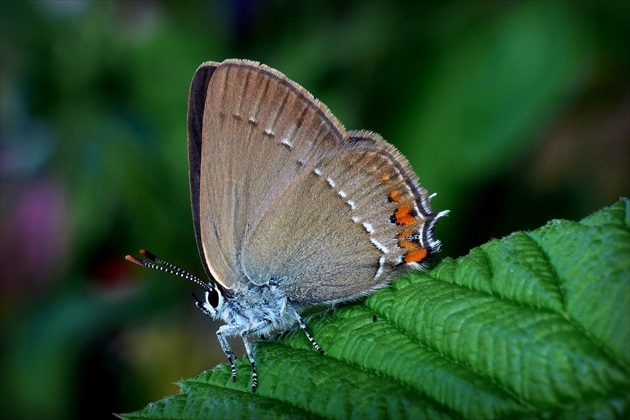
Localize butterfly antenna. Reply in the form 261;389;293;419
125;249;210;290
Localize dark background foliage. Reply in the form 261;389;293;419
1;0;628;418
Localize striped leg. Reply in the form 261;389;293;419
240;336;258;392
292;308;324;354
238;319;272;392
216;325;239;381
193;295;239;382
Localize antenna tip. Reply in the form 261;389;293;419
140;249;157;260
125;254;143;266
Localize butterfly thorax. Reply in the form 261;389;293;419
215;281;294;338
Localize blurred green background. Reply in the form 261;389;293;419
1;0;628;418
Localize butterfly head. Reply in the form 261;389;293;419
192;283;225;318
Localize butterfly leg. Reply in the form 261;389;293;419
216;325;239;382
216;322;269;392
292;308;324;354
237;319;273;392
240;335;258;392
193;294;239;381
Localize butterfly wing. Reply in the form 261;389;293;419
188;60;347;290
241;130;443;305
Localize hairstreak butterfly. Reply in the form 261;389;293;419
126;59;448;392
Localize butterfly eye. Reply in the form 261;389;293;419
205;287;221;308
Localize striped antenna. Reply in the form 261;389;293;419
125;249;210;290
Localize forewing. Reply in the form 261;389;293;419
188;60;345;289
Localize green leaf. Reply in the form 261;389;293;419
120;199;630;419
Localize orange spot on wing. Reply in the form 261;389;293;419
397;228;417;249
394;204;416;225
399;240;416;249
404;248;428;264
388;189;403;202
381;173;391;184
